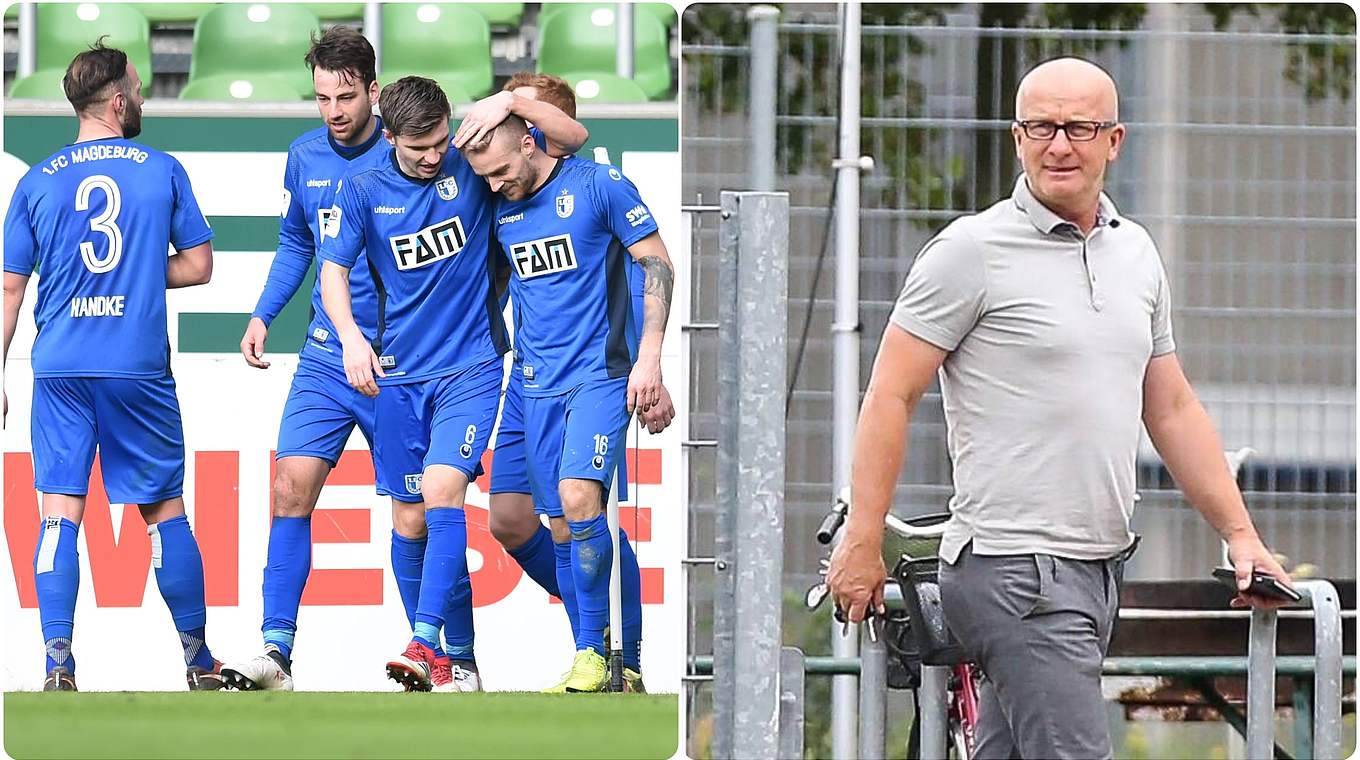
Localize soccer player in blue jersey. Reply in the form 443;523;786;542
220;28;482;692
461;115;675;692
2;43;219;691
318;76;588;691
457;72;674;692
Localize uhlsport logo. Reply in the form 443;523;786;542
404;473;423;495
509;234;577;279
556;190;574;219
389;216;467;270
436;176;458;201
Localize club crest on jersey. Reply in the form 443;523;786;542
509;234;577;279
404;474;423;495
436;176;458;201
556;190;574;219
389;215;467;270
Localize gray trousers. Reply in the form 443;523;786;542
939;543;1124;760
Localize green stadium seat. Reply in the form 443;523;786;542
378;72;471;108
561;71;649;103
380;4;492;100
179;73;303;101
460;3;524;27
22;4;152;95
189;4;321;98
132;4;215;24
538;6;670;100
5;5;17;21
8;68;68;100
539;3;676;30
301;3;365;21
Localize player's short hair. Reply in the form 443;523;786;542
63;39;131;115
502;72;577;119
463;114;529;154
379;77;451;138
305;26;377;88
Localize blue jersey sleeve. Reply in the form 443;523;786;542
590;165;658;248
251;149;314;325
317;174;365;269
168;158;213;250
3;181;36;275
530;126;547;152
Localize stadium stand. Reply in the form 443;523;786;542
380;3;493;99
187;4;322;98
9;3;153;98
561;71;650;103
462;3;526;28
132;4;215;25
539;3;676;31
537;4;671;100
377;71;473;106
179;72;304;101
5;3;677;102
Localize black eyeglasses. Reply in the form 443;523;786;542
1015;120;1117;142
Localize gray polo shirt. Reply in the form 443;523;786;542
890;176;1175;563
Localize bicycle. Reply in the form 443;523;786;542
807;490;982;760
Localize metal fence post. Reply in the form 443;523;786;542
18;3;36;78
831;4;864;757
918;665;950;760
363;2;381;73
714;191;790;760
779;647;807;759
857;634;888;759
1298;580;1343;759
747;5;780;192
1246;607;1278;760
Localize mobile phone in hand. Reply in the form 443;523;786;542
1213;567;1302;603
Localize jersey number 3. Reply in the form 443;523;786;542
75;174;123;274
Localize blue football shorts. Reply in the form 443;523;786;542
373;356;503;500
522;376;631;518
31;375;184;504
274;356;411;501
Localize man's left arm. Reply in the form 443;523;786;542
626;234;672;414
453;92;588;156
1142;353;1292;607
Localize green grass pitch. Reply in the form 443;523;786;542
5;692;679;759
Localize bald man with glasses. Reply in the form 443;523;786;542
828;57;1292;758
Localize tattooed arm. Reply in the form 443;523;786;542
626;233;674;414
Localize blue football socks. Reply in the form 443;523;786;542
567;513;613;656
391;529;472;659
148;515;214;670
412;508;468;652
261;515;311;661
444;564;475;664
507;523;560;598
34;517;79;676
553;538;580;640
618;528;643;672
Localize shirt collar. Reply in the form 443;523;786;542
1010;174;1122;235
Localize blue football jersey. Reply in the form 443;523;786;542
495;156;659;396
251;121;389;368
318;147;509;384
3;138;213;378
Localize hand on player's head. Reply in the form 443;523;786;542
453;91;514;150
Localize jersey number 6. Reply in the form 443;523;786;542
74;174;123;274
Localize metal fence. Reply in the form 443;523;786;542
684;8;1355;753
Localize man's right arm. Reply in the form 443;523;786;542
829;325;946;622
317;178;383;396
243;150;314;368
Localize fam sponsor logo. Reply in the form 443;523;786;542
321;206;342;239
69;295;126;318
509;234;577;280
280;188;292;218
389;215;466;270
